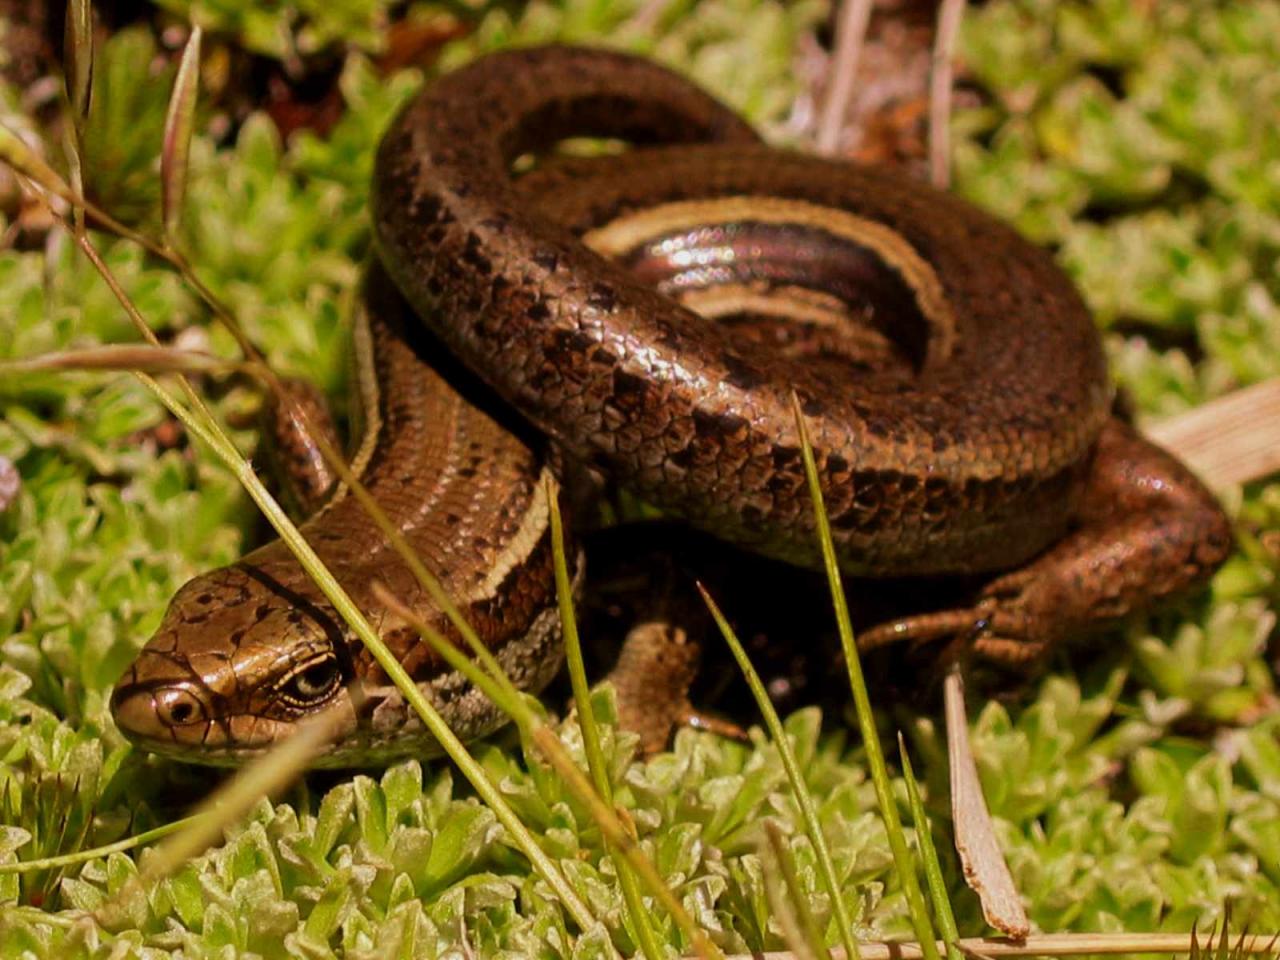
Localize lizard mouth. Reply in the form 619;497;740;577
109;679;451;768
111;678;210;741
110;679;297;760
109;669;376;766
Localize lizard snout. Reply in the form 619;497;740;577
111;673;212;743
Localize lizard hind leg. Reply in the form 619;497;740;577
862;418;1233;667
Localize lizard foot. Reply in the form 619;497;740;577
857;420;1232;668
604;621;748;753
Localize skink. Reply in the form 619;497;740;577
111;47;1231;765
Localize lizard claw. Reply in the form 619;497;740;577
859;583;1050;668
858;606;986;651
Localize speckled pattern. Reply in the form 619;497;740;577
112;47;1232;764
373;45;1228;654
110;271;568;766
373;46;1119;576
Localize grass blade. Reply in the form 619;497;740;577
35;199;604;938
63;0;94;130
9;166;618;940
62;0;93;235
899;733;961;960
1215;904;1232;960
370;578;725;960
547;478;664;960
0;817;199;875
93;713;339;928
789;391;940;960
0;121;78;205
699;583;856;960
137;368;606;936
763;819;830;960
161;26;202;242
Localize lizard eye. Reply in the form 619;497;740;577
279;656;342;706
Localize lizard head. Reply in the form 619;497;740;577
110;564;354;765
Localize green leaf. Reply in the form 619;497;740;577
421;805;498;895
161;27;202;240
63;0;94;127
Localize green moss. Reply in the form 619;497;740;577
0;0;1277;955
153;0;398;60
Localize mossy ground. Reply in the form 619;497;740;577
0;1;1277;956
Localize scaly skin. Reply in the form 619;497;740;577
111;46;1231;764
111;271;568;767
373;48;1115;576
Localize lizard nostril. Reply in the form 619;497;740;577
155;687;206;728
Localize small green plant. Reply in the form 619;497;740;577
0;0;1277;956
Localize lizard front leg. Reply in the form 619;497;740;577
860;418;1233;665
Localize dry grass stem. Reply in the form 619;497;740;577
718;931;1280;960
790;392;938;960
370;580;716;960
944;666;1029;937
928;0;966;189
816;0;874;154
1146;377;1280;488
0;343;234;375
92;714;338;929
160;25;203;240
6;180;605;938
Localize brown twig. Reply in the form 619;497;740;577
1146;378;1280;488
927;0;966;189
816;0;874;155
716;932;1280;960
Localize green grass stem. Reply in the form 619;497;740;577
764;819;831;960
0;817;200;875
32;195;604;935
899;733;962;960
371;579;724;960
547;478;665;960
790;392;941;960
698;583;858;960
14;152;686;956
134;370;601;933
